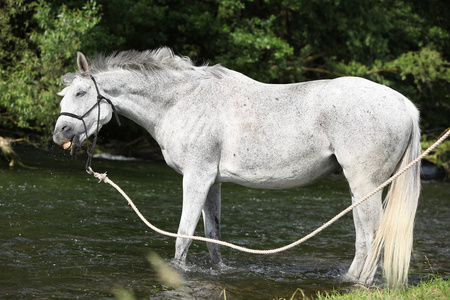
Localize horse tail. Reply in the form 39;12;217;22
364;98;421;288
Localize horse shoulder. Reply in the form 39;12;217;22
155;89;223;173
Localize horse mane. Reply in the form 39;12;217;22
62;47;226;85
91;47;197;73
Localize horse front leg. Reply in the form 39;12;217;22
202;182;222;265
174;170;216;266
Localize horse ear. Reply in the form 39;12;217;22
77;52;89;73
57;86;69;97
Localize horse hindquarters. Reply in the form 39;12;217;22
361;107;421;288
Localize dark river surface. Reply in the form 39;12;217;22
1;146;448;299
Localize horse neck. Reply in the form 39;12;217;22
97;70;198;138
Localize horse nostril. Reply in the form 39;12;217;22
61;125;70;132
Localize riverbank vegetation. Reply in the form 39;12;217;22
1;0;449;170
279;276;449;299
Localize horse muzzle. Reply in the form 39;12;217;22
53;125;82;156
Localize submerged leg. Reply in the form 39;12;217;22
202;182;222;265
345;187;383;284
174;171;216;265
336;152;388;284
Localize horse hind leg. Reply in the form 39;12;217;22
340;162;392;285
202;182;223;265
344;183;383;284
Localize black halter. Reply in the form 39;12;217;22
58;75;121;174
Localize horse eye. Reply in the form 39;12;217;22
76;91;87;97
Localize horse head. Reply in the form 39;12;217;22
53;52;114;155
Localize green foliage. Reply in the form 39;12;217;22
421;129;450;175
0;0;449;143
216;14;295;82
0;0;100;136
390;48;450;88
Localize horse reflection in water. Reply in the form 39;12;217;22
53;48;421;288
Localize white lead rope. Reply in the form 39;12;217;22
89;128;449;254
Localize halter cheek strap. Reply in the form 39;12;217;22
58;75;121;173
90;76;121;126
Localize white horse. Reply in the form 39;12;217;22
53;48;421;288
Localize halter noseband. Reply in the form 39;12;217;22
58;75;121;173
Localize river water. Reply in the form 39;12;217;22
0;146;448;299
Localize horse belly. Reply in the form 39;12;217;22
218;149;339;189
